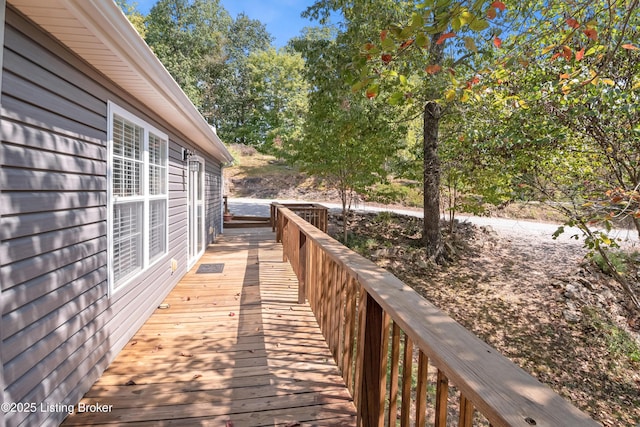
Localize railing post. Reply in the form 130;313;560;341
298;231;307;304
281;216;289;261
358;293;389;427
270;203;276;231
276;207;283;243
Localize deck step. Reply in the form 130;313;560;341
224;215;271;228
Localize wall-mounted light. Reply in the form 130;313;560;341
182;147;194;161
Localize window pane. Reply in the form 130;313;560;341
149;133;167;167
113;202;143;286
112;114;143;197
113;158;142;197
149;199;167;262
149;165;166;196
113;115;142;160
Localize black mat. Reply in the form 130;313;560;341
196;263;224;274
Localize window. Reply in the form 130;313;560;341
108;102;168;294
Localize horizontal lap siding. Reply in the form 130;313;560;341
206;160;223;240
1;8;225;427
1;10;110;427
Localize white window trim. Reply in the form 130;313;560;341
107;101;169;296
187;155;206;269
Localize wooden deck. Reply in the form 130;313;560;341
62;228;357;426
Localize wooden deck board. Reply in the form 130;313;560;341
62;228;356;426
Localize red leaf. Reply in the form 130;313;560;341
491;1;506;11
365;89;377;99
622;43;639;50
493;36;502;48
551;52;561;61
425;64;442;74
566;18;580;29
399;39;414;50
575;47;585;61
381;54;392;64
436;32;455;45
583;29;598;40
364;43;375;51
562;45;572;60
380;30;388;42
487;8;497;19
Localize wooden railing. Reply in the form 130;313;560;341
275;206;599;427
271;202;328;237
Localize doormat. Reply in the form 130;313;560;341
196;263;224;274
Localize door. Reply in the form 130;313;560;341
187;157;205;269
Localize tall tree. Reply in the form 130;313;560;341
245;48;308;151
308;0;507;258
144;0;273;139
212;14;273;143
289;27;405;241
145;0;231;110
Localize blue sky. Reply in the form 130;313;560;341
133;0;325;48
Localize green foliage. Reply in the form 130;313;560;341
591;250;639;276
144;0;232;109
245;48;308;152
287;25;406;234
143;0;273;144
116;0;147;37
582;307;640;366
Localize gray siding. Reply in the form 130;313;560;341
206;160;224;242
1;7;225;427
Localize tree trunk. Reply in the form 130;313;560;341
423;101;443;257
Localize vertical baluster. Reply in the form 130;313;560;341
336;267;347;375
387;323;401;427
458;394;474;427
353;285;367;415
415;350;429;427
435;370;449;427
400;334;413;427
326;259;337;357
321;251;329;339
298;231;306;304
342;276;357;395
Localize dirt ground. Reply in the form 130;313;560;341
331;212;640;427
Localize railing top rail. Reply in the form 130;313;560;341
276;206;599;427
271;202;327;209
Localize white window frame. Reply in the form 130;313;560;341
107;101;169;296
